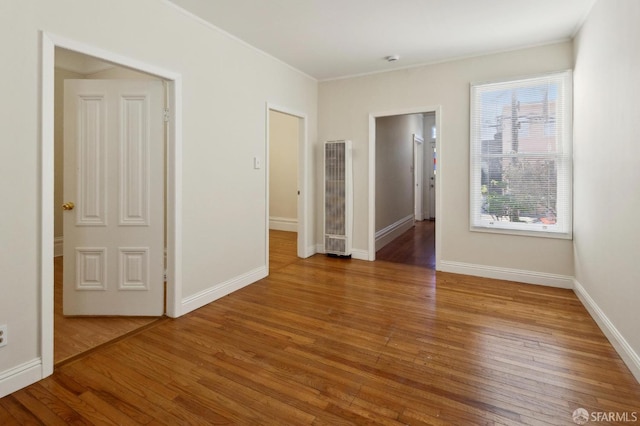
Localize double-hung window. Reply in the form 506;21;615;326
470;71;572;238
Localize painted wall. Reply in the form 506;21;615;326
0;0;316;393
86;66;161;80
318;41;574;275
375;114;422;232
573;0;640;378
269;110;298;229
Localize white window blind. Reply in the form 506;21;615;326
470;71;572;238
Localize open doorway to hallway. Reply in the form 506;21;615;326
373;111;437;268
375;221;435;268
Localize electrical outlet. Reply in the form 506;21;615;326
0;325;6;348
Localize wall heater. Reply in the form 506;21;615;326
324;140;353;257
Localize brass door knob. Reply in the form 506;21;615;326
62;202;75;211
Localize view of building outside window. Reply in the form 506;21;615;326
479;85;559;225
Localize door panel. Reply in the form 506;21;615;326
63;79;164;316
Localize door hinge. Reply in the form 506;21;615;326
163;108;170;122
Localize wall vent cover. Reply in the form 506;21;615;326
324;140;352;257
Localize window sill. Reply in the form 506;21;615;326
470;224;573;240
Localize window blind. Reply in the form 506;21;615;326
470;71;572;238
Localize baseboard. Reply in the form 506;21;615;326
439;260;574;289
375;215;414;251
180;266;268;315
301;245;317;259
269;217;297;232
54;237;63;257
350;249;369;261
573;279;640;383
0;359;42;398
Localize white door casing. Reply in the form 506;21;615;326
63;79;164;316
428;141;436;219
413;134;424;221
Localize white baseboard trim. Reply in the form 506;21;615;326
573;279;640;383
0;358;42;398
292;243;317;259
351;249;369;261
180;266;268;315
54;237;63;257
301;245;317;259
269;217;298;232
439;260;574;289
375;215;414;251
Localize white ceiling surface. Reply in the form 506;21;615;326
167;0;595;81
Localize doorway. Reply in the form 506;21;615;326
368;107;441;267
413;134;425;221
52;51;167;363
41;33;183;376
266;104;309;269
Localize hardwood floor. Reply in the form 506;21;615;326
54;257;162;364
376;220;436;268
2;231;639;424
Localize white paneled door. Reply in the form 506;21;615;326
63;80;164;316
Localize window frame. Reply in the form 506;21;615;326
469;70;573;239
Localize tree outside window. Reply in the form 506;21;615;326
470;71;572;238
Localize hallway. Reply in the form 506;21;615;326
376;220;435;268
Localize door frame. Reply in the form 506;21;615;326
368;106;442;263
428;139;437;219
413;134;424;221
265;103;310;262
40;32;183;377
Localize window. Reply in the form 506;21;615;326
470;71;572;238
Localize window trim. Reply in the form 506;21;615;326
469;70;573;240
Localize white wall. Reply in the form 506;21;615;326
375;114;422;232
86;66;161;80
573;0;640;380
269;110;298;231
0;0;316;395
318;42;575;277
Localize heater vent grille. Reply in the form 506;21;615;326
324;140;352;256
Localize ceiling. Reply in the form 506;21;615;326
168;0;596;81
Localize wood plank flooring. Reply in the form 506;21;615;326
376;220;436;268
54;256;162;364
3;231;639;424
